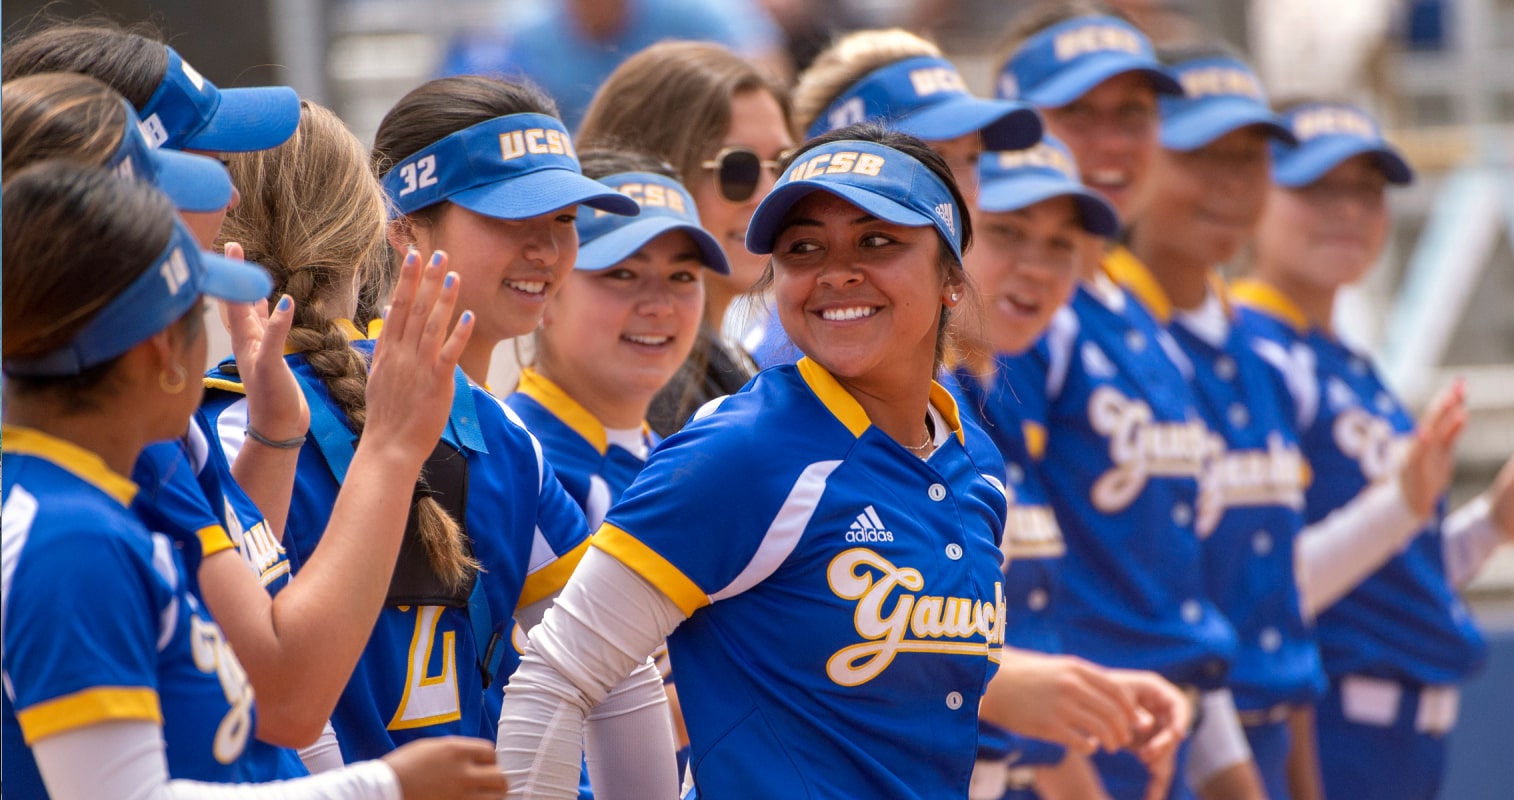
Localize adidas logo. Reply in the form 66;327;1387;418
845;505;895;543
1081;341;1116;378
935;202;955;235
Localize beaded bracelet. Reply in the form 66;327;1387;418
245;424;306;450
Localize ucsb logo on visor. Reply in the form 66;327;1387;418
1291;106;1379;141
1054;24;1144;61
499;128;576;161
995;143;1078;177
786;151;887;182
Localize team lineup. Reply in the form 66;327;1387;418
2;2;1513;800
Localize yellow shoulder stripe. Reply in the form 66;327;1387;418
592;524;709;616
197;525;237;558
16;686;161;744
518;538;591;609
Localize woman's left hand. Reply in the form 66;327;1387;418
1105;669;1190;767
222;241;309;443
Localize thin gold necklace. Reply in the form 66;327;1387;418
903;416;935;453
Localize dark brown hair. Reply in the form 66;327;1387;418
2;21;167;108
2;72;131;177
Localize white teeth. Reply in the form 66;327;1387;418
1009;292;1038;308
820;306;878;322
624;335;670;346
1089;169;1128;186
506;280;546;294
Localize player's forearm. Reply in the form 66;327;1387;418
1443;494;1504;588
1294;475;1423;619
231;441;301;538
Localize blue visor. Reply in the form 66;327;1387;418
1272;103;1413;187
977;135;1120;237
382;113;640;220
809;56;1043;151
747;139;963;265
137;46;300;153
576;172;730;274
108;99;234;213
1000;15;1182;106
1159;57;1295;151
5;217;272;377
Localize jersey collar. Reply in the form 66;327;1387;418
796;357;965;446
1103;246;1236;325
1230;279;1311;334
515;367;650;456
1;425;139;507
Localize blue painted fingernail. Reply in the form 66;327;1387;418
405;247;419;264
277;295;292;311
429;252;443;267
444;272;456;288
460;310;474;325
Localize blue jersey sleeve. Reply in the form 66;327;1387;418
132;441;237;579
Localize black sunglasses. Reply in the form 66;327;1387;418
700;146;793;204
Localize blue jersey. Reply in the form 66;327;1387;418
1021;252;1236;687
1109;261;1325;712
595;358;1009;799
3;427;260;794
1233;282;1485;687
201;333;591;760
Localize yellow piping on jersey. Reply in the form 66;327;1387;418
513;368;652;456
16;686;162;744
1;425;139;507
592;524;709;616
1102;246;1171;322
1230;279;1311;334
798;357;966;445
518;537;592;609
1022;422;1047;460
197;524;238;558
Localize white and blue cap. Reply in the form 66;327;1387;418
809;56;1043;151
137;46;300;152
1272;102;1413;187
4;216;272;378
382;113;640;220
576;172;730;273
746;139;964;265
109;99;234;213
1159;56;1295;151
977;134;1120;237
999;15;1182;106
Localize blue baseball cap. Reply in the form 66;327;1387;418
1159;57;1295;151
109;99;235;213
576;172;730;274
4;216;272;378
137;46;300;153
1272;102;1413;187
999;15;1182;106
977;135;1121;237
809;56;1042;151
746;139;964;265
382;113;640;220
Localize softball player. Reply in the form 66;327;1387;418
498;127;1010;799
2;162;503;799
1237;102;1514;800
575;41;795;435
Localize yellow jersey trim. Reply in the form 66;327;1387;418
203;377;247;395
1;426;138;507
16;686;161;744
797;357;871;437
516;368;610;455
1022;422;1048;461
592;524;709;616
927;380;967;446
197;525;238;558
1230;279;1311;334
518;538;591;609
1101;246;1171;323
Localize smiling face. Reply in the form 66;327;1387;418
1254;154;1390;292
771;191;958;387
965;196;1083;355
1142;126;1273;269
411;202;581;346
536;230;706;422
1040;72;1160;219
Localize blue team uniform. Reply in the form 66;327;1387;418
3;427;264;794
1234;281;1486;800
200;328;592;761
1109;258;1326;798
947;364;1068;797
592;358;1009;799
1014;252;1236;799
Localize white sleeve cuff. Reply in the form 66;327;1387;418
1443;495;1503;588
1296;475;1423;620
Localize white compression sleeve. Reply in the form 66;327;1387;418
497;547;686;799
1182;688;1252;789
31;719;400;800
1295;476;1423;620
1443;495;1504;588
297;721;344;774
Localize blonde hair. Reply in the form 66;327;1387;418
219;101;478;590
791;29;941;137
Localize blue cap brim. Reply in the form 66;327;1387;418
577;217;731;274
201;251;274;303
898;97;1044;151
1274;137;1413;187
180;86;301;153
451;168;641;220
978;175;1121;237
153;148;234;212
1023;54;1182;107
747;180;936;255
1162;98;1297;151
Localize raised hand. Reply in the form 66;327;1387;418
1399;379;1468;518
382;736;508;800
221;241;308;444
364;248;474;462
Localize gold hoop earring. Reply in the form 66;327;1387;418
160;364;188;395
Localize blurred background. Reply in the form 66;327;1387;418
3;0;1512;794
